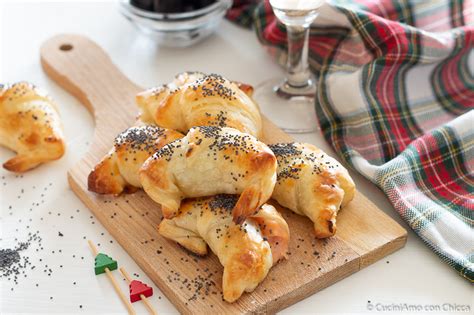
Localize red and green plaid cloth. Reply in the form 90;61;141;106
227;0;474;281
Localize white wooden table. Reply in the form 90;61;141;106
1;1;472;314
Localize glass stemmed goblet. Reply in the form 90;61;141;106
253;0;325;133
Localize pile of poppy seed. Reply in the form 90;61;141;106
114;125;170;154
1;231;43;287
202;126;259;154
192;74;237;101
208;194;238;214
203;195;254;238
269;143;340;181
152;125;261;172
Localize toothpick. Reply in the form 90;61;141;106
120;267;157;315
88;240;136;315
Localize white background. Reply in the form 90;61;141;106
0;1;472;314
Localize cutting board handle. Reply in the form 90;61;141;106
40;34;141;155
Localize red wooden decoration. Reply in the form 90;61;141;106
129;279;153;303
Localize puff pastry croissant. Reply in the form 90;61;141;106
136;72;263;138
0;82;65;172
140;126;277;224
269;143;355;238
159;194;289;302
88;125;183;195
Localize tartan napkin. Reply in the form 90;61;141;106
228;0;474;281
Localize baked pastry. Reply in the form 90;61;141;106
269;143;355;238
0;82;65;172
88;125;183;195
159;194;289;302
171;71;255;97
136;72;263;138
140;126;277;223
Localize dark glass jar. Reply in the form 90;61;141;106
131;0;217;13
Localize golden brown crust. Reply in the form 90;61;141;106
136;72;263;138
232;150;283;223
310;169;345;238
269;142;355;238
0;82;65;172
158;195;289;303
159;194;212;256
234;82;254;97
87;153;126;195
139;126;277;223
248;205;290;264
88;125;183;195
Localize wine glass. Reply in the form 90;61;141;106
253;0;325;133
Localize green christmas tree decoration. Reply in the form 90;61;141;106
94;252;118;275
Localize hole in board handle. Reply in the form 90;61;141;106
59;44;73;51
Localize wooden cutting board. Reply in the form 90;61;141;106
40;34;407;314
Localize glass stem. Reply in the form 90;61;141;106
286;24;311;89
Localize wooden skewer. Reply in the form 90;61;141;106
88;240;136;315
120;267;157;315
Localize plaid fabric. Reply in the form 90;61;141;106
226;0;259;28
227;0;474;281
